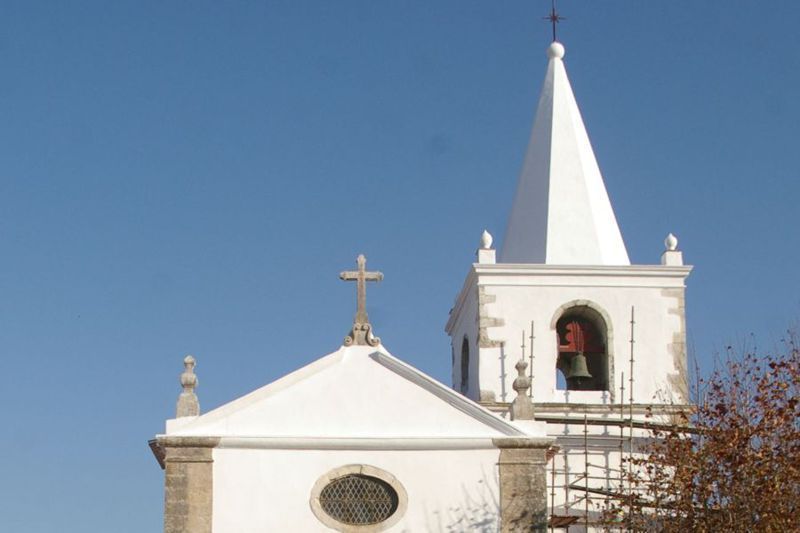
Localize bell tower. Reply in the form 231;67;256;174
445;42;692;410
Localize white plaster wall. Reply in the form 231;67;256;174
483;285;681;404
447;285;480;401
212;447;500;533
172;344;510;439
462;266;689;405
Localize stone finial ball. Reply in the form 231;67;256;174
547;42;565;59
480;229;493;250
664;233;678;251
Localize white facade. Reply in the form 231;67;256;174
213;448;501;532
158;344;549;532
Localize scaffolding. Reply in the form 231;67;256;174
500;308;695;531
544;408;647;531
541;306;690;531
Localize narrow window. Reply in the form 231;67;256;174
460;337;470;394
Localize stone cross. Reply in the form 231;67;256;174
339;254;383;346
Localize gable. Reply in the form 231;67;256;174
167;344;523;439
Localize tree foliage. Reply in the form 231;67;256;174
607;337;800;531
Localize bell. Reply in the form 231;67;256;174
565;352;592;384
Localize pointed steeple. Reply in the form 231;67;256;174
500;42;630;265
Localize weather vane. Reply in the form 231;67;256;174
543;0;565;42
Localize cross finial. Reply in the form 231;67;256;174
543;0;565;42
339;254;383;346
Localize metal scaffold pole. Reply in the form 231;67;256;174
584;412;589;529
529;320;535;398
550;457;556;532
628;306;636;527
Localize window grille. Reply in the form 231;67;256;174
319;474;399;525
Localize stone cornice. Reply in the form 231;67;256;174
474;263;693;277
492;437;555;449
155;436;510;451
481;401;693;416
474;264;693;289
150;436;221;470
446;263;692;333
156;436;222;448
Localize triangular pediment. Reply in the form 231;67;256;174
167;344;523;439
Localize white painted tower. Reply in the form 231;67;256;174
445;42;692;529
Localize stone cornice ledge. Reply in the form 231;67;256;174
156;436;221;448
150;436;221;470
492;437;555;449
474;263;693;278
446;263;692;332
472;263;694;276
155;436;508;451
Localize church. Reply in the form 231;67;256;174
150;38;691;533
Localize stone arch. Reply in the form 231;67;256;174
550;300;615;393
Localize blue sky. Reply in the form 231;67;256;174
1;2;799;531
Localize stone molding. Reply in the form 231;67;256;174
150;437;220;470
493;437;554;450
481;402;693;418
663;287;689;402
445;263;692;337
473;263;693;280
478;286;504;348
158;436;221;448
212;436;503;450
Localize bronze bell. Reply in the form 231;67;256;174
565;352;592;384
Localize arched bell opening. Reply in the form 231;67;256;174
555;306;609;391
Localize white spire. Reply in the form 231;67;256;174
500;42;630;265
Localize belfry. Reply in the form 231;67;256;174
445;40;692;528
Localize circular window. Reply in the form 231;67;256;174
319;474;398;525
310;465;407;532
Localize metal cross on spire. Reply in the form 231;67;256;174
543;0;565;42
340;254;383;346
